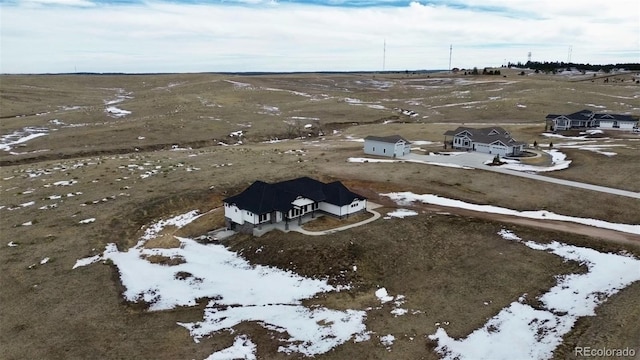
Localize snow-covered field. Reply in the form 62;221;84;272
72;202;640;359
74;211;369;359
0;127;49;153
429;229;640;360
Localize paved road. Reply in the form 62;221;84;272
400;152;640;200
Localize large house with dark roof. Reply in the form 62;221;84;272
363;135;411;158
223;177;367;234
546;110;638;131
444;127;526;156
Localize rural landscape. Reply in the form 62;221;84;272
1;67;639;360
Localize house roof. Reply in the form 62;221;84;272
546;110;638;123
364;135;410;144
444;126;526;146
565;109;594;120
223;177;366;215
594;113;638;122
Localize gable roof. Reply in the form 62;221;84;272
565;109;594;120
364;135;410;144
594;113;638;122
546;110;638;123
223;177;366;215
444;126;526;146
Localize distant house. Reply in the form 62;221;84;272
546;110;638;131
223;177;367;234
363;135;411;158
444;127;526;156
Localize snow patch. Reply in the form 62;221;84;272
386;209;418;218
429;231;640;360
375;288;394;303
206;335;256;360
382;192;640;235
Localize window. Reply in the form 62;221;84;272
373;147;375;151
383;148;386;153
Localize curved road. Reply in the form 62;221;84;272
400;152;640;199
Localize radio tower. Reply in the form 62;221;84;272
568;46;572;63
449;44;452;72
527;51;532;63
382;39;386;72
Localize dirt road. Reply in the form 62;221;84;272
362;189;640;247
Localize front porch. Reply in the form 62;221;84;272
252;212;320;236
252;204;377;237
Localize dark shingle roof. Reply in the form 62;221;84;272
594;113;638;121
565;109;594;120
364;135;410;144
444;127;526;146
223;177;366;215
546;110;638;123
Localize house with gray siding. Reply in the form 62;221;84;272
444;127;526;156
363;135;411;158
546;110;638;131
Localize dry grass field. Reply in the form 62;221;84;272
1;69;639;359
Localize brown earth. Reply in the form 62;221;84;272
1;70;639;360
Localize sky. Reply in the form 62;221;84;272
1;0;639;73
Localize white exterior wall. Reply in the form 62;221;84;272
224;203;261;225
318;199;366;217
225;204;245;224
453;136;472;149
344;199;367;214
598;121;614;129
471;142;510;156
393;142;410;157
318;202;342;216
243;209;258;224
364;139;397;157
620;122;636;130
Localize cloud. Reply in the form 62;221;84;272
1;0;638;73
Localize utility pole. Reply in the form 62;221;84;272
382;39;386;72
449;44;452;72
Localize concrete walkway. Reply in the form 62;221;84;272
399;152;640;200
253;202;383;237
291;202;382;236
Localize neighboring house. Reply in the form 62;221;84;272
223;177;367;234
546;110;638;131
444;127;526;156
363;135;411;158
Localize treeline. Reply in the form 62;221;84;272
463;67;502;75
508;61;640;73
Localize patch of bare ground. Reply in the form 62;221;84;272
552;282;640;360
142;254;186;266
1;72;638;360
174;208;226;238
542;147;640;192
143;233;182;249
321;151;640;224
301;211;373;231
225;215;599;360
